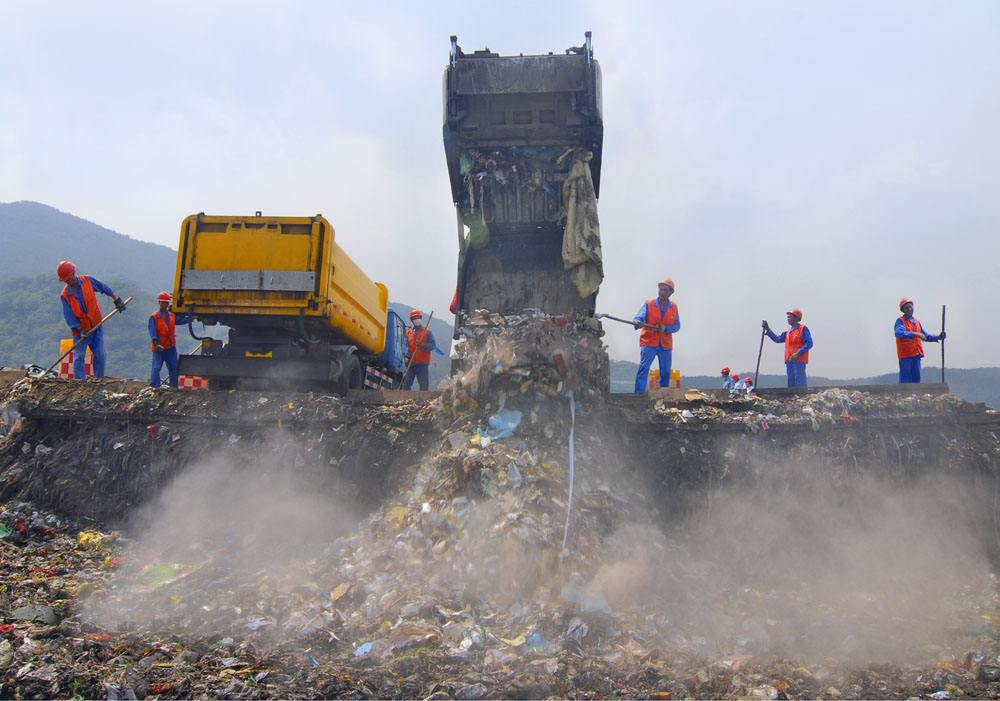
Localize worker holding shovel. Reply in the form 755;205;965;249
631;279;681;394
762;308;813;388
57;260;127;379
895;298;945;383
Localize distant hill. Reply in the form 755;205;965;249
0;201;176;290
610;360;1000;409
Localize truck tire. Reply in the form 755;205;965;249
345;354;362;392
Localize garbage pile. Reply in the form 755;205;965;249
654;386;972;431
4;341;1000;696
443;309;608;419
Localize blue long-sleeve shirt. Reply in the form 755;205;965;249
894;316;939;342
765;324;814;359
61;276;116;331
148;311;193;345
633;300;681;333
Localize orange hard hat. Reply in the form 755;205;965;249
786;308;803;320
658;278;675;291
409;309;423;320
721;367;730;374
157;291;172;303
56;260;76;282
899;298;913;311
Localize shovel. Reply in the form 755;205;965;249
595;313;664;331
27;296;133;379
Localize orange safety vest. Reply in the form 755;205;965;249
639;300;679;349
407;327;431;365
896;316;924;359
784;324;810;363
150;311;177;352
60;276;103;333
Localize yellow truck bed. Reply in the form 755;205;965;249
172;214;387;355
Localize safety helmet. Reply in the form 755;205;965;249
57;260;76;282
899;298;913;311
658;278;675;292
721;367;730;375
744;376;753;385
409;309;423;320
732;373;740;381
157;291;172;303
786;308;803;321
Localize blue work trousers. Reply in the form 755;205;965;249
151;347;179;388
403;363;429;391
785;361;808;388
634;346;672;394
898;356;922;383
73;326;107;379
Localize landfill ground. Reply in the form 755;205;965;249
3;319;1000;699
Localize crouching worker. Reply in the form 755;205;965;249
149;292;191;388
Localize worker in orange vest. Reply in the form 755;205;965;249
895;298;945;383
148;292;192;388
57;260;126;379
404;310;436;391
762;308;813;387
632;279;680;393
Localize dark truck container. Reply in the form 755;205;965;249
443;33;604;323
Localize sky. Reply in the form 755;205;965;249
2;1;998;377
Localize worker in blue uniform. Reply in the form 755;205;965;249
149;292;193;388
895;298;945;383
57;259;126;379
633;278;681;393
762;308;813;387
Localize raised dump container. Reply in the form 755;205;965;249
443;33;604;319
173;213;405;390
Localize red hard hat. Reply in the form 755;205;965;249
721;367;730;374
899;298;913;311
157;291;172;303
658;278;675;291
409;309;423;320
744;376;753;384
732;373;740;380
786;308;803;320
56;260;76;282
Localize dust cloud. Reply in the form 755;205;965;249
83;432;365;634
586;443;995;665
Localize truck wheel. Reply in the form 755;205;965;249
345;355;363;391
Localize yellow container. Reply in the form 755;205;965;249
670;369;681;388
172;214;387;355
647;369;660;389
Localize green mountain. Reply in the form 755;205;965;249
0;201;176;292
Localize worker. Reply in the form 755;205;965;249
633;279;680;393
743;375;754;394
762;309;813;388
57;260;126;379
148;292;192;388
895;298;945;383
730;373;741;391
404;310;436;391
721;367;733;389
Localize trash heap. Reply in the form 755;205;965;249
443;310;608;418
653;386;971;430
4;339;1000;697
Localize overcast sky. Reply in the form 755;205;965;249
3;1;998;377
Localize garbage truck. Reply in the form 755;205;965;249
172;213;407;391
443;32;604;322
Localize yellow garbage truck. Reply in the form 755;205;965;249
172;213;407;391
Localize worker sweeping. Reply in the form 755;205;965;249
149;292;192;388
57;260;126;379
404;310;436;391
633;279;680;394
895;298;945;383
762;308;813;388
